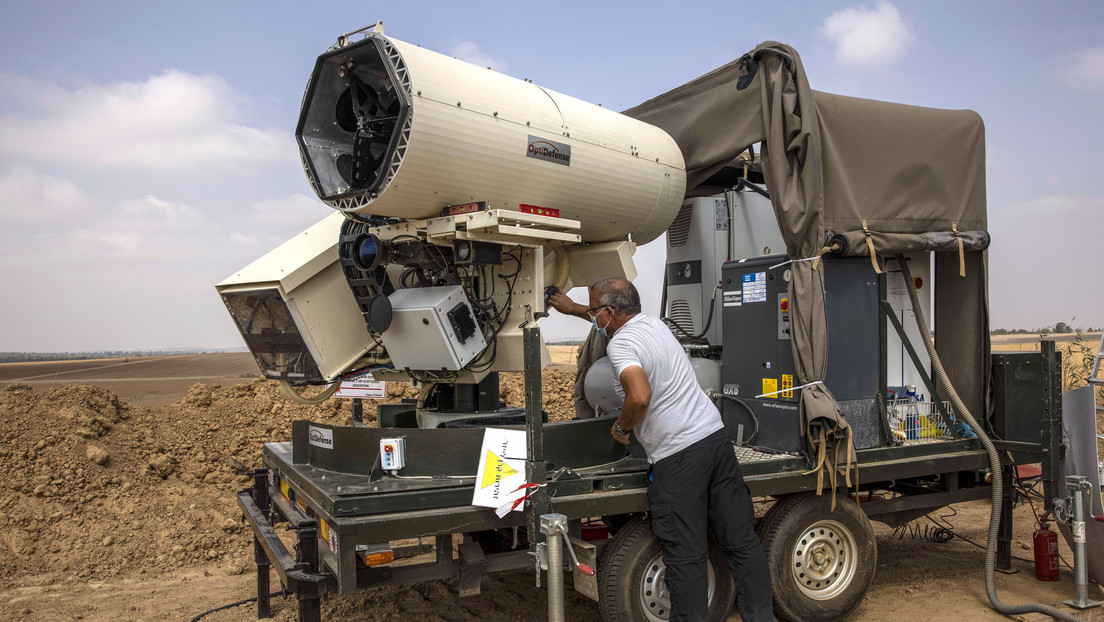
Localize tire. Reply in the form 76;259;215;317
757;493;876;622
598;516;735;622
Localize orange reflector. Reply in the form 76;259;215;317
361;550;395;566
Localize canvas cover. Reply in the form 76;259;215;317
625;42;989;500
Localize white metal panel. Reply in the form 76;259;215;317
885;254;933;391
217;213;345;292
215;213;378;381
728;191;785;261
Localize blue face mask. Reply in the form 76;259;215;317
591;308;610;337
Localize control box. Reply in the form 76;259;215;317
380;285;488;371
380;437;407;471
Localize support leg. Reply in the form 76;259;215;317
255;537;272;618
297;595;322;622
253;469;273;617
996;464;1018;574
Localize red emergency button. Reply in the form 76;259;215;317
384;444;393;453
780;298;789;312
914;277;923;290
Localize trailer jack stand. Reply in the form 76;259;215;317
253;469;272;619
1060;476;1102;610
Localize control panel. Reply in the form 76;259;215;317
379;437;407;472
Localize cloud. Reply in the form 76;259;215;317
820;2;914;68
449;40;510;71
121;195;199;224
0;166;88;222
0;70;294;174
224;193;333;249
1063;46;1104;89
247;193;331;227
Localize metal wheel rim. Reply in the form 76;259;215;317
791;518;858;600
639;550;716;621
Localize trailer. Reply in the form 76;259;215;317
222;28;1069;622
237;332;1065;622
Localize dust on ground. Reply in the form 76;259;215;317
0;352;1100;621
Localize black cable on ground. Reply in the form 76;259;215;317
189;591;284;622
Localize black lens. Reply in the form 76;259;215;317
354;234;380;271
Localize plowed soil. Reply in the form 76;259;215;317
0;352;1099;622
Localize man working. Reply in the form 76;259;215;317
565;277;774;622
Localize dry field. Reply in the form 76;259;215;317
0;349;1100;622
0;353;260;406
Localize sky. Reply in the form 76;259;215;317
0;1;1102;351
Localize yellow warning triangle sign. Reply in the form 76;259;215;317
480;450;518;489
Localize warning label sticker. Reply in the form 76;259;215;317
472;429;528;513
781;374;794;398
762;378;778;399
332;375;386;399
723;290;742;307
743;272;767;303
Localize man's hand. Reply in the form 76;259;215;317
547;288;589;320
611;424;631;445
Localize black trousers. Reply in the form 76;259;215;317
648;430;775;622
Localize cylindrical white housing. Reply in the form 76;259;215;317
297;33;686;245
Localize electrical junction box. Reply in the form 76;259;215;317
380;437;406;471
380;285;487;371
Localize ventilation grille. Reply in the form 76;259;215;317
669;299;695;336
667;204;693;247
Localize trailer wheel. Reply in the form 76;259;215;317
598;516;735;622
757;493;876;622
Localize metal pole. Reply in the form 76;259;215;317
1063;476;1102;610
253;470;272;618
1041;340;1061;513
523;326;549;546
352;398;363;425
541;513;567;622
996;464;1017;573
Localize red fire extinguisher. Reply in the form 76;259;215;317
1033;513;1059;582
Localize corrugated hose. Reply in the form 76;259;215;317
279;380;341;405
897;254;1078;622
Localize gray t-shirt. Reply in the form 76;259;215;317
607;314;724;462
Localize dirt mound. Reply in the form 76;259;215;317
0;370;576;585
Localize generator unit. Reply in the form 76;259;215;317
719;255;882;453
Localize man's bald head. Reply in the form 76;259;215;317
589;277;641;315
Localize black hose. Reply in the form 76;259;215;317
896;254;1078;622
664;286;721;340
713;393;759;444
189;591;284;622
